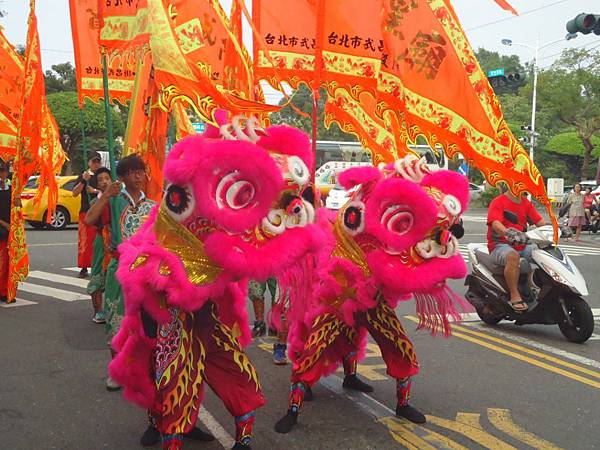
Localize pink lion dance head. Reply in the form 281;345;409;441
111;114;324;407
336;154;470;334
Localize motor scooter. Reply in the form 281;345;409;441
464;214;594;343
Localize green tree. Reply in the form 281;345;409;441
46;92;125;174
474;48;527;95
45;62;76;93
535;48;600;179
270;84;357;142
545;132;600;181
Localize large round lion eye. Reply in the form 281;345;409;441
165;183;195;221
442;194;461;216
287;156;309;186
216;172;256;210
381;205;413;235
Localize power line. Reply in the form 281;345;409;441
466;0;569;32
538;40;600;62
41;48;74;54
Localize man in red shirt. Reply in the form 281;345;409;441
487;185;546;312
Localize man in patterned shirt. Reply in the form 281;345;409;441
86;155;155;390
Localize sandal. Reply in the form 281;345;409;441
508;300;528;313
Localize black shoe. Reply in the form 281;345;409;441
343;374;374;393
0;296;7;303
395;404;426;424
252;320;266;337
274;410;298;434
231;443;251;450
140;425;160;447
183;426;215;441
304;385;314;402
78;268;88;278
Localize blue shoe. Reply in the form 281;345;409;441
273;343;288;365
93;311;106;324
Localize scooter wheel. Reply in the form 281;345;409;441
557;296;594;343
476;306;502;325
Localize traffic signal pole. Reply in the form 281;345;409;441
501;35;576;163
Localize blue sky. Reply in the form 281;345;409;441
1;0;598;73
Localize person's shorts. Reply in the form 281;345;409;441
490;243;534;266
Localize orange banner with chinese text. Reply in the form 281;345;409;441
252;0;549;213
69;0;135;105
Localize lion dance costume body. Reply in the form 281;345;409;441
109;116;324;450
275;156;470;433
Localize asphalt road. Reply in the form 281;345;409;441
1;213;599;449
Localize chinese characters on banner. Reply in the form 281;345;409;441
69;0;136;105
252;0;549;214
97;0;275;125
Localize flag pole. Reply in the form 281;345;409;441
101;54;117;180
78;104;88;164
78;103;90;204
101;54;122;245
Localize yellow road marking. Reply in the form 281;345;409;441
427;415;518;450
487;408;563;450
379;416;468;450
336;363;387;381
405;316;600;389
451;323;600;379
456;412;483;430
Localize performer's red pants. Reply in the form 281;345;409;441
152;302;265;442
77;212;96;268
289;301;419;410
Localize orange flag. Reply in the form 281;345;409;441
7;0;66;302
98;0;151;67
494;0;519;15
69;0;136;105
122;56;168;202
0;28;25;161
252;0;550;217
97;0;277;125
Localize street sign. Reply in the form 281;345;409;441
191;122;206;133
458;163;469;176
487;68;505;77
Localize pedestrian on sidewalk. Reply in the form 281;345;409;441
85;167;113;324
85;155;155;391
0;160;12;303
73;152;103;278
566;183;586;242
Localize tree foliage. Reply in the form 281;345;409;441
475;48;527;95
535;49;600;179
270;84;357;142
46;92;125;174
45;62;76;94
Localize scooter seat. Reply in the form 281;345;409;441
474;249;531;275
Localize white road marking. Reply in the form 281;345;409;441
62;267;82;273
464;322;600;369
28;270;89;289
462;215;487;223
459;244;600;258
0;298;38;308
197;407;234;449
27;242;78;247
320;374;394;418
18;282;88;302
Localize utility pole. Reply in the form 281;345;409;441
501;34;577;163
